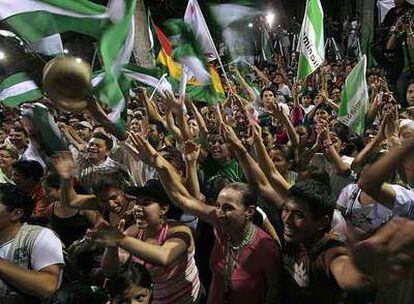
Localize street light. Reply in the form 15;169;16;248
266;12;275;28
0;51;5;60
248;23;254;28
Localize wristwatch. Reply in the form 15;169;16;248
390;26;397;34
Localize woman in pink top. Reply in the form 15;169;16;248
128;133;283;304
95;179;201;304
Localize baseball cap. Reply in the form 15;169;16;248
124;179;170;206
76;121;93;130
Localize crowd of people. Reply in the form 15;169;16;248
1;1;414;304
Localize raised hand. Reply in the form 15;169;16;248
183;140;200;163
251;122;263;142
221;123;244;152
128;131;161;167
92;219;126;248
162;91;183;115
268;102;287;121
53;151;76;180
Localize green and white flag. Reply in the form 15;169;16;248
184;0;218;61
296;0;324;80
261;29;274;63
338;55;369;135
0;0;136;125
0;73;43;107
164;19;211;84
122;64;173;95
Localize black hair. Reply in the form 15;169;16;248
44;171;61;189
260;87;277;99
92;132;113;151
270;144;294;162
298;165;331;191
0;183;34;222
288;180;334;220
10;124;27;136
106;262;152;298
92;174;123;195
223;182;258;208
12;160;44;182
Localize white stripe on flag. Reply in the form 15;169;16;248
31;34;64;55
0;80;39;100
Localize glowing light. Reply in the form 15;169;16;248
248;23;253;28
63;49;69;54
266;12;275;27
75;58;82;63
0;51;5;60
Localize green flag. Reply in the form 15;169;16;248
338;55;369;135
261;29;274;63
296;0;325;80
164;19;211;84
0;73;43;107
1;0;136;131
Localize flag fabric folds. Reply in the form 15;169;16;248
261;29;275;63
0;0;136;131
338;55;369;135
184;0;218;61
0;73;43;108
148;13;224;104
296;0;325;80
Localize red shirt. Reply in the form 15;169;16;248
208;226;282;304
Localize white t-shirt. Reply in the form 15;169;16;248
0;227;64;271
336;184;393;233
392;184;414;218
277;84;292;104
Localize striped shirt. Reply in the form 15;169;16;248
133;223;201;304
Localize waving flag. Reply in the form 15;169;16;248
184;0;218;61
0;0;136;133
0;73;43;107
296;0;325;80
338;55;369;134
148;13;224;104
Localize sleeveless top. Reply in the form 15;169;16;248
132;222;201;304
50;203;90;247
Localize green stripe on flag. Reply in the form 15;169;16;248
338;55;369;134
0;73;43;107
296;0;324;81
1;1;107;41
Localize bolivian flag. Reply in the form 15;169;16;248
148;13;225;104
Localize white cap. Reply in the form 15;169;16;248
406;0;414;5
76;121;93;130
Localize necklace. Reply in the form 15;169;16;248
223;223;256;304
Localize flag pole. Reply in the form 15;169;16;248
189;0;232;91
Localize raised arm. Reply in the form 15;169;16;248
186;98;209;135
232;67;258;102
129;132;217;225
222;123;285;209
270;103;299;148
54;152;100;210
351;119;386;173
358;136;414;208
183;140;203;201
137;88;167;130
251;123;290;195
320;126;351;176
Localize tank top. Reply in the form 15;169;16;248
50;204;90;247
132;222;201;304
